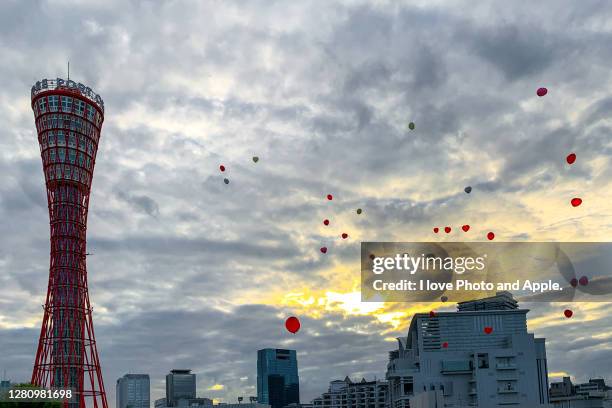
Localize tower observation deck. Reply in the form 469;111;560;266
30;77;107;408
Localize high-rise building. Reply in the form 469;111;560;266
257;349;300;408
30;77;107;408
116;374;150;408
312;377;387;408
386;292;550;408
166;369;196;406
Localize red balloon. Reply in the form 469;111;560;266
462;224;470;232
487;232;495;241
537;87;548;97
444;226;451;233
484;326;493;334
285;316;301;333
320;247;328;254
566;153;576;164
323;219;330;226
327;194;333;200
429;311;436;318
579;276;589;286
564;309;573;318
341;233;348;239
219;165;226;172
442;342;449;348
570;278;578;287
571;198;582;207
433;227;439;233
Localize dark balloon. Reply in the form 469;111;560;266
408;122;415;130
564;309;573;318
464;186;472;194
252;156;259;163
537;87;548;97
223;178;230;184
356;208;362;215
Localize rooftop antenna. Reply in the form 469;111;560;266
67;60;70;81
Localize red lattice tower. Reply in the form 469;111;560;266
30;78;107;408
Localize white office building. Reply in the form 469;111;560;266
550;377;612;407
386;292;550;407
312;377;388;408
116;374;150;408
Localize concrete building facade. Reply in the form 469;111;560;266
386;292;550;407
312;377;387;408
550;377;612;407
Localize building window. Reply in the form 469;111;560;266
86;104;95;121
478;353;489;369
61;96;73;112
38;98;47;113
75;100;85;116
49;95;59;112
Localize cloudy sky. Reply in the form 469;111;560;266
1;0;612;406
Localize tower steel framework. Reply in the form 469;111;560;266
30;78;107;408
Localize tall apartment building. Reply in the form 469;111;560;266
386;292;550;407
312;377;387;408
116;374;150;408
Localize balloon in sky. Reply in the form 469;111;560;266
484;326;493;334
487;232;495;240
408;122;415;130
252;156;259;163
444;226;451;233
537;87;548;97
579;276;589;286
341;233;348;239
433;227;439;233
571;198;582;207
327;194;333;201
320;247;328;254
323;219;330;226
356;208;362;215
564;309;573;318
566;153;576;164
219;165;226;172
464;186;472;194
462;225;470;232
223;178;230;185
285;316;301;334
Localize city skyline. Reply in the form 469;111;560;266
1;0;612;407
